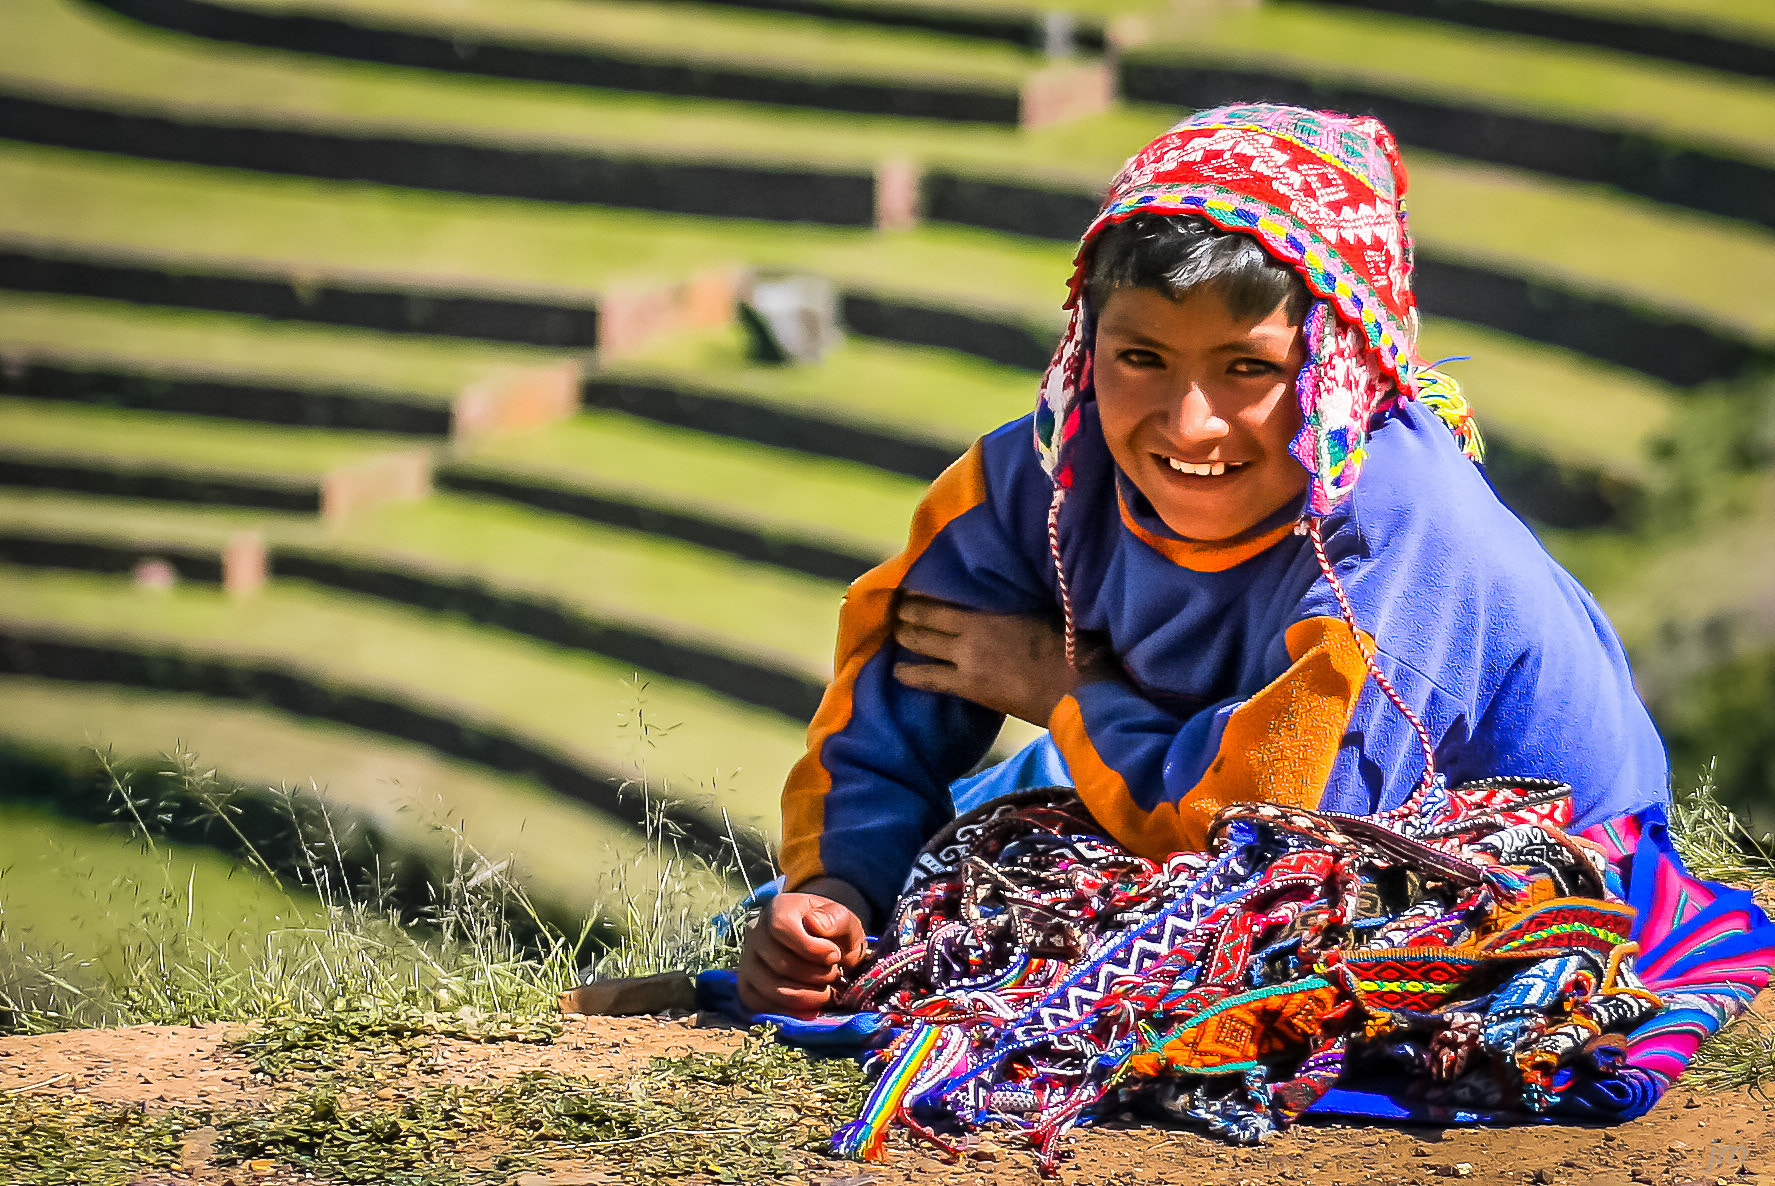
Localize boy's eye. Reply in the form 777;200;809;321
1118;349;1163;368
1230;357;1283;377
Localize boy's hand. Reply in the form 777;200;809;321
736;879;868;1018
892;593;1111;725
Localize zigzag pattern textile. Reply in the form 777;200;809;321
827;780;1773;1172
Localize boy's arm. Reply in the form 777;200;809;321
779;432;1057;922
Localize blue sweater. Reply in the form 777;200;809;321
780;398;1669;920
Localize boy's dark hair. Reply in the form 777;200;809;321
1083;213;1311;324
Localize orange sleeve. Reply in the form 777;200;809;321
778;441;989;891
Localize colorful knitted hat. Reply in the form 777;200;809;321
1034;103;1480;515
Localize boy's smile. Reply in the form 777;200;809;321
1092;286;1309;542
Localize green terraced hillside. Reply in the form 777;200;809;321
4;0;1774;933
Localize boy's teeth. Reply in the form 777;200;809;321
1167;458;1233;477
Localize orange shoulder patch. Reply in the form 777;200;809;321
1055;616;1370;861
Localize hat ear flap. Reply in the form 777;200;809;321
1289;301;1332;516
1290;301;1399;516
1035;298;1091;486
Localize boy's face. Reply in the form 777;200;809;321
1093;285;1308;542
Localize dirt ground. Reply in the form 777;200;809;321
1;1005;1770;1186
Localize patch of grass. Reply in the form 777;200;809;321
1667;770;1773;1126
0;804;327;1019
1;711;755;1037
1649;769;1775;1092
215;1031;865;1185
0;1093;189;1186
0;745;582;1033
0;673;663;922
1690;1014;1775;1093
232;998;558;1077
1669;761;1775;887
219;1080;487;1185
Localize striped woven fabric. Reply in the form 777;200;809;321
824;780;1774;1168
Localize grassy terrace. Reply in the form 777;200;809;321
1493;0;1775;38
1405;154;1775;345
10;0;1137;184
204;0;1043;85
0;566;810;830
0;282;1676;508
0;398;421;477
3;151;1769;369
455;411;927;556
0;675;660;918
0;277;1673;503
0;145;1071;313
609;323;1039;447
0;291;571;399
8;0;1775;339
9;138;1770;361
1415;320;1672;481
0;483;851;676
0;489;269;548
1154;4;1775;165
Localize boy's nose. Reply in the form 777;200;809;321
1170;383;1230;445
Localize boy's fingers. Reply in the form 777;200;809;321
736;964;831;1018
807;904;868;968
895;595;963;633
762;897;858;967
750;930;842;984
763;909;843;965
893;661;957;696
893;620;957;659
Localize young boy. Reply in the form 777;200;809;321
737;104;1672;1017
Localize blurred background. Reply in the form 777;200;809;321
0;0;1771;974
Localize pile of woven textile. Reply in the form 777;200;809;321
822;779;1769;1171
